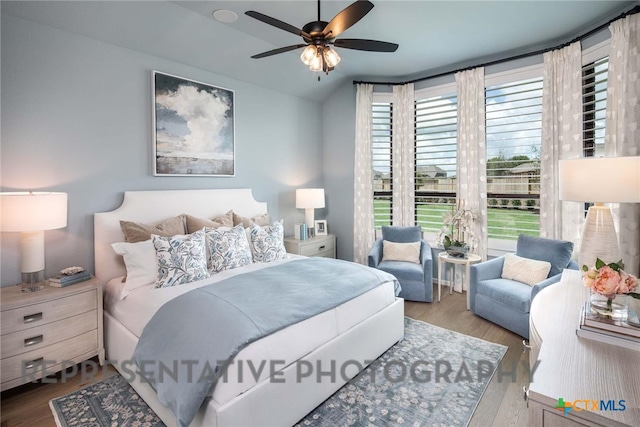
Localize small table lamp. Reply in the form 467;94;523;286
1;192;68;292
296;188;325;237
559;156;640;268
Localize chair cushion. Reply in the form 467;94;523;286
476;278;532;313
516;235;573;277
501;253;551;286
382;240;421;263
381;226;422;243
377;260;424;282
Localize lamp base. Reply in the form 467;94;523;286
578;204;620;268
21;270;46;292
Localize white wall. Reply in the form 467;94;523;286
0;14;323;286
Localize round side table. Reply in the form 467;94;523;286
437;252;482;310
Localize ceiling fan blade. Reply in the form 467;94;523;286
322;0;374;39
245;11;311;40
250;44;308;59
333;38;399;52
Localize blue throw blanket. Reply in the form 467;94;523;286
132;258;399;427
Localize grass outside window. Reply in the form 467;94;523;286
373;199;539;240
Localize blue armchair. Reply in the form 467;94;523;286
469;235;578;339
368;226;433;302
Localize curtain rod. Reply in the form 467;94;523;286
353;4;640;87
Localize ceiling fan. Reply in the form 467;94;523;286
245;0;399;76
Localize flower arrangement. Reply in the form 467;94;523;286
435;201;478;254
582;258;640;318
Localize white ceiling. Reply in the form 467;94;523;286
3;1;636;103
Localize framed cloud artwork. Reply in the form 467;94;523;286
153;71;235;176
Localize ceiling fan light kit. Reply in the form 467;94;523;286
301;45;341;71
246;0;398;76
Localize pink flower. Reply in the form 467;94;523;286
591;266;621;299
618;270;639;294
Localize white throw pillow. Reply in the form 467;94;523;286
111;240;157;299
249;221;287;263
501;253;551;286
152;230;209;288
381;240;421;264
205;225;254;273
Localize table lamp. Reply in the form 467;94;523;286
559;156;640;268
1;192;68;291
296;188;325;237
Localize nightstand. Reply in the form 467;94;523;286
0;277;104;391
284;234;336;258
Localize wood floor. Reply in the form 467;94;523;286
1;287;528;427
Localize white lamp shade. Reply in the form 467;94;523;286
1;192;68;232
559;156;640;203
296;188;325;209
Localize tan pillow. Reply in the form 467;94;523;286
119;215;186;243
501;253;551;286
185;211;234;233
381;240;421;264
232;212;270;228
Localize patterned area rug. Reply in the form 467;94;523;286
50;318;507;427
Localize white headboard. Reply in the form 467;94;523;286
94;189;268;283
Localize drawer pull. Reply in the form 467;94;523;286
24;335;44;347
319;245;326;250
23;312;43;324
522;339;531;353
24;357;44;370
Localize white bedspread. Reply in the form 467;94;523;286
104;257;397;406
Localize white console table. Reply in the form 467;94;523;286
528;269;640;426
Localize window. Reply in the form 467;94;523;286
372;101;393;229
414;93;458;232
581;55;608;216
582;56;608;158
485;77;543;241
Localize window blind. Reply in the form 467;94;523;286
582;57;608;158
414;93;458;232
485;77;543;240
372;102;393;229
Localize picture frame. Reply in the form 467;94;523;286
315;220;328;236
152;71;235;176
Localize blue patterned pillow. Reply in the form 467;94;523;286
249;221;287;263
206;225;254;273
152;230;209;288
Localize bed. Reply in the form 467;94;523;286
94;188;404;427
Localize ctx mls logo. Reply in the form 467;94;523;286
554;397;626;414
555;398;573;414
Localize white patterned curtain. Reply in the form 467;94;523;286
605;14;640;275
391;83;415;226
540;42;583;245
455;68;488;266
353;83;375;264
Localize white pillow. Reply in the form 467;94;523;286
501;253;551;286
249;221;287;263
111;240;157;299
152;231;209;288
205;224;254;273
381;240;421;264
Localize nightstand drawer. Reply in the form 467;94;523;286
1;289;97;335
1;330;98;385
1;310;97;359
315;248;336;258
300;238;335;256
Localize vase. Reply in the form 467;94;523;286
589;293;629;321
445;244;468;259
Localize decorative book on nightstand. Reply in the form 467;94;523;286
0;277;104;391
284;234;336;258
